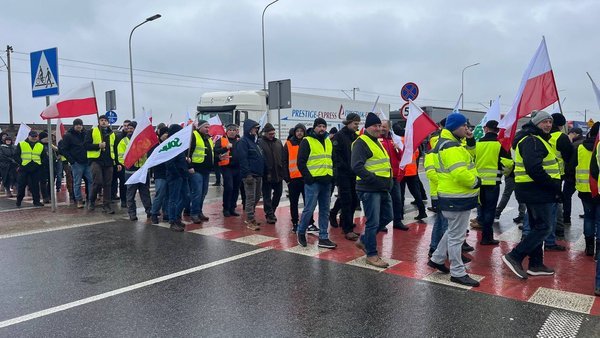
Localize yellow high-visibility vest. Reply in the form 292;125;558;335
514;135;560;183
575;144;592;193
354;134;391;180
305;136;333;178
86;127;115;163
19;141;43;166
191;130;214;164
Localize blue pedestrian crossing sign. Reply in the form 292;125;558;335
105;111;118;125
30;47;59;98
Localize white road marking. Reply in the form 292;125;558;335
0;220;115;239
0;247;270;329
536;310;583;338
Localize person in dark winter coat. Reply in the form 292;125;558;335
15;131;46;207
0;136;17;197
85;115;118;213
214;124;242;217
38;131;58;204
258;123;284;224
60;118;92;208
165;124;190;232
149;127;170;224
237;119;265;230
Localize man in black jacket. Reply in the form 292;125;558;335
237;119;265;230
330;113;361;240
15;131;46;207
59;118;92;208
112;120;130;205
503;110;560;279
258;123;284;224
214;124;241;217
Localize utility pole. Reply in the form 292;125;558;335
6;45;13;129
352;87;359;100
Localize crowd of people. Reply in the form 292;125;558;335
1;109;600;293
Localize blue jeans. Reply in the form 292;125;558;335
430;200;449;250
582;199;600;238
151;178;169;217
71;162;92;202
298;181;331;240
189;172;209;217
390;180;404;225
358;191;393;257
509;203;556;267
168;176;190;222
544;203;559;246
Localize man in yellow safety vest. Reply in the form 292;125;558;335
15;130;46;207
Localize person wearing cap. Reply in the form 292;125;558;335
84;114;118;214
14;131;46;207
352;113;393;268
60;118;92;209
117;121;152;222
149;127;170;224
112;119;131;206
427;113;481;287
502;110;561;280
573;122;600;259
283;123;314;233
296;117;337;249
0;135;17;197
379;120;409;231
330;112;361;240
473;120;513;245
214;123;241;218
187;119;214;224
257;123;284;224
238;119;265;230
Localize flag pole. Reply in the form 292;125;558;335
45;96;57;212
91;81;100;120
543;36;566;133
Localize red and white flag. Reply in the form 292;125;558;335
399;100;438;167
498;38;559;150
208;115;225;138
55;118;66;144
123;116;159;169
40;81;98;120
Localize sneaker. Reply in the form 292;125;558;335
544;244;566;251
120;202;127;208
461;242;475;252
366;256;389;268
297;233;307;247
291;224;298;234
88;202;95;211
151;215;159;225
245;220;260;231
76;201;85;209
502;254;528;279
526;265;555;276
307;224;319;233
199;214;210;222
191;216;203;224
266;216;277;224
329;213;339;228
450;274;480;287
427;259;450;274
129;215;138;221
393;222;409;231
344;232;359;241
513;216;523;224
378;226;389;233
414;213;428;220
102;205;115;214
16;200;21;207
461;255;472;263
229;210;240;217
223;210;231;217
318;238;337;249
169;223;185;232
33;202;44;207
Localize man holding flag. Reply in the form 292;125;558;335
60;118;92;209
117;121;152;222
85;114;118;214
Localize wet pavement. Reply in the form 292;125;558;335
1;173;600;337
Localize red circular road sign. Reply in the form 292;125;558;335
400;82;419;101
400;102;409;119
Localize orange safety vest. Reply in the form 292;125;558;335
401;135;419;177
286;140;302;179
218;137;230;167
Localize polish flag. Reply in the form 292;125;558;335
498;38;559;150
40;82;98;120
123;116;159;169
208;115;225;137
399;100;438;167
55;118;66;144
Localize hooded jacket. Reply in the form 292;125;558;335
0;143;17;169
282;123;307;182
60;127;88;165
297;128;332;184
165;124;189;180
332;125;358;184
237;119;265;178
258;134;284;183
513;122;562;204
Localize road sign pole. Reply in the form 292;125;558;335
46;96;56;212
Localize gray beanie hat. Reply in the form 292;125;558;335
530;110;553;126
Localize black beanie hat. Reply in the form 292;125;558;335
551;113;566;127
313;118;327;128
262;123;275;133
364;112;382;129
73;118;84;126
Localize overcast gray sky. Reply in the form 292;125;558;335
1;0;599;126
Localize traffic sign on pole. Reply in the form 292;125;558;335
400;82;419;102
30;48;59;97
106;111;118;125
400;102;409;119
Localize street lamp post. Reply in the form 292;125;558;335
262;0;280;91
129;14;161;119
461;62;480;109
